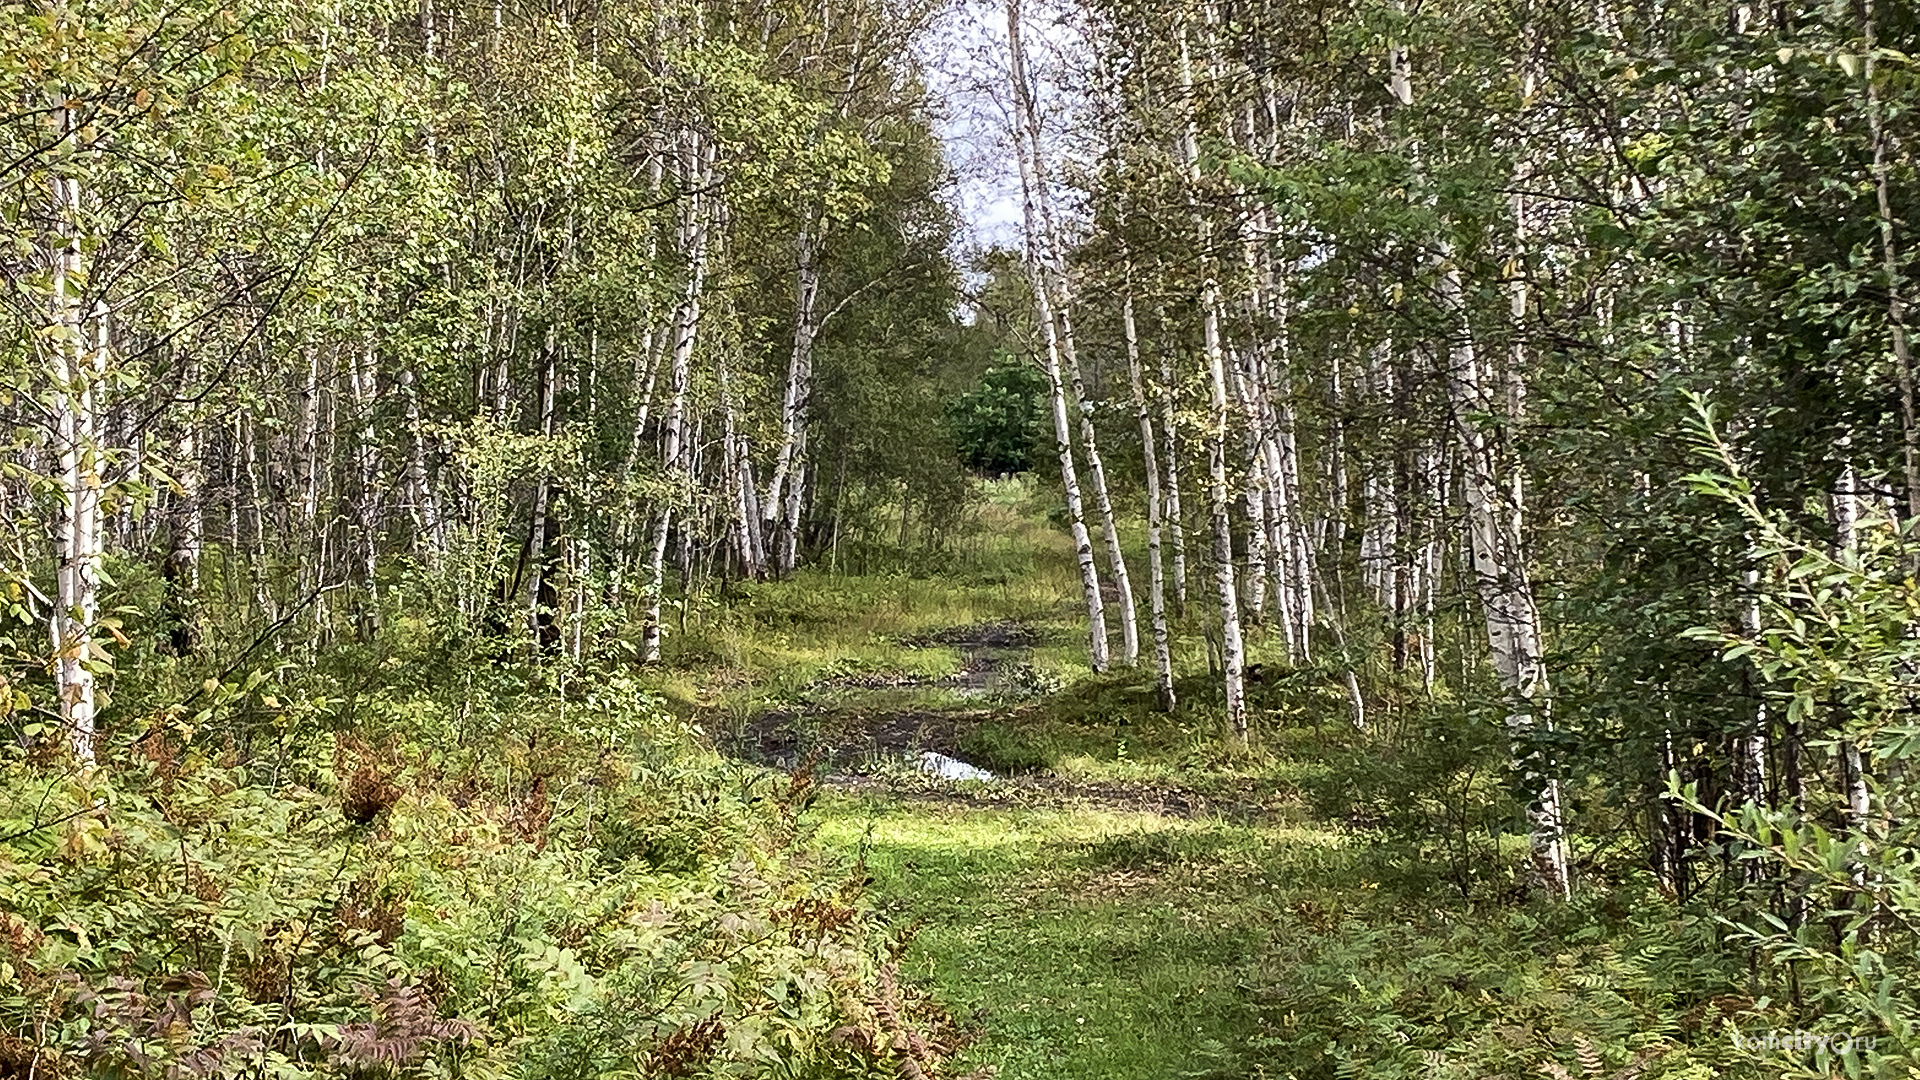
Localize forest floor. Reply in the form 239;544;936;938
675;480;1747;1080
741;624;1321;1080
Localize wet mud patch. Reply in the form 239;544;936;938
726;706;989;773
722;621;1043;775
717;620;1261;819
821;772;1243;820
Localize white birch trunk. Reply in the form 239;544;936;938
1158;333;1189;613
1395;6;1568;894
1417;443;1444;689
1361;346;1400;611
1124;282;1176;709
352;341;383;637
642;132;710;663
164;352;203;657
766;222;820;576
399;364;440;550
1235;356;1273;629
1058;309;1138;664
526;337;558;640
1177;23;1247;740
1006;0;1109;671
1441;265;1568;897
719;353;764;579
45;83;104;764
239;415;276;622
1008;0;1137;664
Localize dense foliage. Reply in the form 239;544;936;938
944;359;1048;475
6;0;1920;1074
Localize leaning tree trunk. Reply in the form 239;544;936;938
1055;302;1138;665
1011;3;1137;665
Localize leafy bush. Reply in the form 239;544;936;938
942;359;1048;476
1672;423;1920;1078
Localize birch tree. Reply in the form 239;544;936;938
1006;0;1112;671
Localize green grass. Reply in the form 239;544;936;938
661;475;1769;1080
807;777;1757;1080
663;477;1088;716
812;797;1348;1080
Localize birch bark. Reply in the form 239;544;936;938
1392;4;1568;894
1006;0;1109;671
47;84;104;764
1124;280;1177;709
642;132;711;663
1008;1;1137;664
1177;22;1247;741
765;221;820;575
1157;332;1189;613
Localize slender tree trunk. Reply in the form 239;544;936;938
1417;443;1443;689
352;341;383;639
239;414;275;623
1158;332;1189;613
1864;0;1920;519
1393;5;1568;894
719;353;763;579
526;336;559;645
1828;454;1874;890
1327;352;1350;549
46;85;103;764
1441;264;1568;896
1236;360;1273;629
767;221;820;576
1176;23;1247;741
1006;0;1109;671
163;370;203;658
400;364;440;551
1008;0;1136;664
642;133;710;663
1058;306;1138;664
1124;282;1176;709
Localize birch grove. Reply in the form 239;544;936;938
2;0;1918;1041
986;0;1920;926
1;0;957;739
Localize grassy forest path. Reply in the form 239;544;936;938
690;481;1381;1080
681;480;1732;1079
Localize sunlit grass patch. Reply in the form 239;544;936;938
807;794;1363;1080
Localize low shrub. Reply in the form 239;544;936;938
0;669;951;1080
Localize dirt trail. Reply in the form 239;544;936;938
722;622;1241;819
724;620;1035;768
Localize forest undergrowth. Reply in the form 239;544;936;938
663;482;1825;1080
0;481;1891;1080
